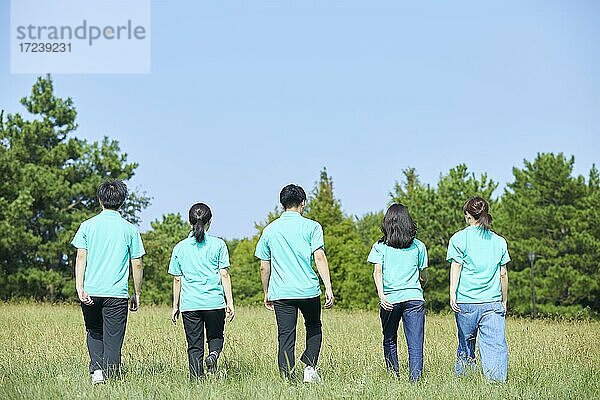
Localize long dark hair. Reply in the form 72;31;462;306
463;196;492;230
379;203;417;249
189;203;212;242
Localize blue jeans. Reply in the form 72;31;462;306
380;300;425;382
455;301;508;382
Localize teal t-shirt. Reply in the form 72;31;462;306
254;211;324;301
367;239;427;303
71;209;145;298
446;225;511;303
168;233;230;312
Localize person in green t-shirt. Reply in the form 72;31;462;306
367;204;427;382
255;184;334;383
447;197;510;382
72;180;145;385
169;203;234;379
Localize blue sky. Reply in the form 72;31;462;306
1;1;599;239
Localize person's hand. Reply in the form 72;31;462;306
264;294;274;311
130;293;140;312
226;304;235;322
324;288;335;309
502;300;507;313
171;307;180;324
379;294;393;311
77;288;93;306
450;294;461;313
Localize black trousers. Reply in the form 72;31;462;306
182;309;226;377
273;296;322;377
81;297;129;377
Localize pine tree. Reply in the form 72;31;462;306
0;76;149;300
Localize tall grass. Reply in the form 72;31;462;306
0;304;598;399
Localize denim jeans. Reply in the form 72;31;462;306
455;301;508;382
380;299;425;382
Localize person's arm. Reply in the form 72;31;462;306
419;270;427;286
372;263;392;311
260;260;274;311
449;260;462;313
130;258;143;311
220;269;235;321
314;248;334;309
500;265;508;312
75;249;93;305
171;276;181;323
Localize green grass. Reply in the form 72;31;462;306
0;304;598;400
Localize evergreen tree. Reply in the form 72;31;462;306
305;168;377;309
140;213;189;304
496;153;600;317
0;76;149;300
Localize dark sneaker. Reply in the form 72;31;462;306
205;352;218;374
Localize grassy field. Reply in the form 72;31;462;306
0;304;598;400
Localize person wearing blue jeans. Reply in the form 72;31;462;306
447;197;510;382
368;204;428;382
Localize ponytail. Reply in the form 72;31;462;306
188;203;212;243
193;219;205;242
478;211;493;230
463;196;492;230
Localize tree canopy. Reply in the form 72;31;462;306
2;77;598;319
0;76;149;300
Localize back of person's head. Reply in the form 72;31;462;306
189;203;212;242
97;180;127;210
380;203;417;249
280;184;307;210
463;196;492;230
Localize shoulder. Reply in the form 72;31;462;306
207;235;228;248
173;237;192;252
301;216;322;230
123;219;139;232
449;229;465;243
80;213;102;226
491;231;508;246
413;238;426;250
261;222;274;236
371;241;385;251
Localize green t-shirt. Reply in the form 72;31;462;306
71;210;145;298
446;225;511;303
367;239;427;303
255;211;324;301
168;234;230;312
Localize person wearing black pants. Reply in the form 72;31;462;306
273;296;322;374
72;181;145;384
181;309;226;377
255;185;334;383
81;297;129;376
169;203;235;379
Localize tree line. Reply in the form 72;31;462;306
1;77;598;318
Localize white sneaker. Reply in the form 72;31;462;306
91;369;105;385
303;366;321;383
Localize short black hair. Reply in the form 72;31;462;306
97;180;128;210
280;184;307;210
